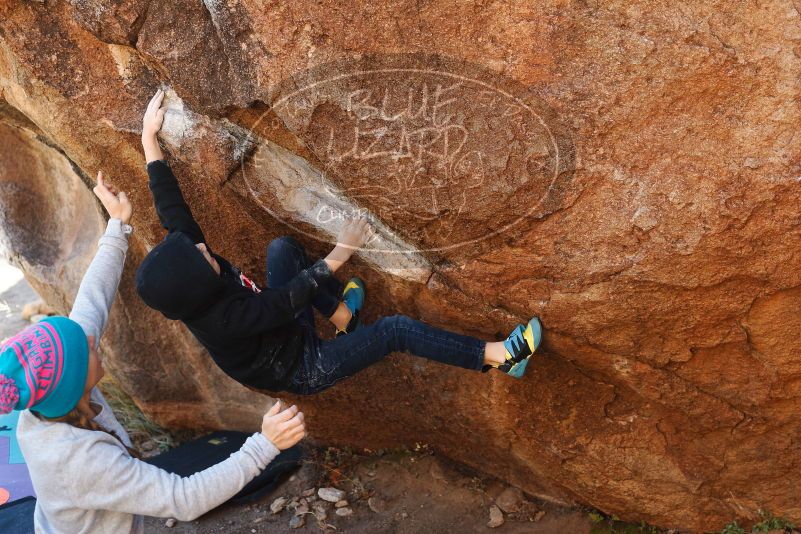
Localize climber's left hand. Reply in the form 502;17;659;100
94;171;132;224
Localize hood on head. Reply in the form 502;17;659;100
135;232;226;320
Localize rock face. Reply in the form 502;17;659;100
1;1;800;530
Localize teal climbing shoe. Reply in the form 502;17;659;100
336;277;365;337
496;317;542;378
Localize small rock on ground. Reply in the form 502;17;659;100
318;487;346;503
487;505;504;528
312;502;328;520
270;496;287;514
368;496;387;513
335;507;354;517
496;486;525;513
301;488;316;497
335;500;349;508
165;518;176;528
289;514;305;529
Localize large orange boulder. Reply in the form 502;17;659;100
1;1;800;530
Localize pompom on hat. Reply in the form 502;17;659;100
0;316;89;418
0;375;19;413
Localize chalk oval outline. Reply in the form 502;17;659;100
242;61;563;254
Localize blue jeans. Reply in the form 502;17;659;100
266;237;486;395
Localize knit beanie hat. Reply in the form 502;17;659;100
0;316;89;418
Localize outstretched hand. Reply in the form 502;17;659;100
325;215;374;271
261;400;306;450
336;215;373;251
142;89;167;139
93;171;132;224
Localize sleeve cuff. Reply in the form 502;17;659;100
146;159;170;170
307;258;333;285
247;433;281;465
99;219;131;252
284;259;332;310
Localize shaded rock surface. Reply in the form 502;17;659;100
1;1;801;530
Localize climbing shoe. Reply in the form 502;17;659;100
336;277;365;337
494;317;542;378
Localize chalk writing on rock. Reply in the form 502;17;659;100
250;54;573;254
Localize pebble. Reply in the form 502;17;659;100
318;487;346;503
368;496;387;513
301;488;316;497
534;510;546;521
294;502;310;516
335;500;349;508
270;496;287;514
335;507;354;517
496;486;525;513
165;518;176;528
487;505;504;528
289;514;305;529
312;502;328;520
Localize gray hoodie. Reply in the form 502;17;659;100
16;219;279;533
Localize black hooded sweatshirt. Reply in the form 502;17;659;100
135;160;333;391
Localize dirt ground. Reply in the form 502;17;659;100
143;446;596;534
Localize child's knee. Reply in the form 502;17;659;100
379;314;414;349
267;236;301;256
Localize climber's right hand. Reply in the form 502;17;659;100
336;214;373;252
142;89;167;139
323;215;373;271
261;400;306;450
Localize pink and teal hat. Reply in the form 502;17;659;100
0;316;89;418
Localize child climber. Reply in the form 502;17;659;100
1;173;305;533
135;89;543;396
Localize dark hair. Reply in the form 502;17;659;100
35;407;140;459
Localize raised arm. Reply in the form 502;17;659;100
146;160;206;244
141;89;206;244
69;172;132;344
67;402;305;521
